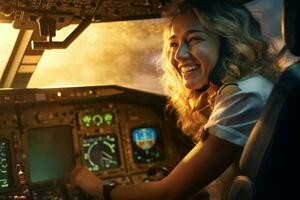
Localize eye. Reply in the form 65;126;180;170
187;37;204;44
169;41;178;50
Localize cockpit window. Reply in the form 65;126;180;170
0;24;19;78
27;19;166;94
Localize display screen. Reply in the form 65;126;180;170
0;139;10;189
83;134;120;171
131;127;164;163
27;125;75;183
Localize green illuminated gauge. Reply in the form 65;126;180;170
103;112;113;124
82;115;92;127
93;114;103;126
83;135;120;171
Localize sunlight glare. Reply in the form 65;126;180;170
0;24;19;77
29;19;166;94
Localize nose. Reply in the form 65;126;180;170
174;42;189;61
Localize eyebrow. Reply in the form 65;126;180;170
169;29;205;40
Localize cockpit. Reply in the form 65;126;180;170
0;0;296;199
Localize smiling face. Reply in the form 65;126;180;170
169;13;221;90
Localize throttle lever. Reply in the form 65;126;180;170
16;164;32;199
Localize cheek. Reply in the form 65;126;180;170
192;48;218;73
169;52;180;73
170;52;176;66
209;50;220;69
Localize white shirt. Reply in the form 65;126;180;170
204;75;273;146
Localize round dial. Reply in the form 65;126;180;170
83;135;120;171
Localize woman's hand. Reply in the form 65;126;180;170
69;166;104;199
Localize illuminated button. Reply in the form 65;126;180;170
103;112;113;124
82;115;92;127
143;178;153;183
92;114;103;126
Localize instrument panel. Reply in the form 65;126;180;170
0;85;190;199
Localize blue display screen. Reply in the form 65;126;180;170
132;127;157;150
131;127;164;163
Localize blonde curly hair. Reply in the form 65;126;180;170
159;0;280;142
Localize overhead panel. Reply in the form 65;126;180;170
0;0;170;25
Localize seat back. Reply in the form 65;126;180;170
227;0;300;199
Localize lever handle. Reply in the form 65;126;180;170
16;164;31;199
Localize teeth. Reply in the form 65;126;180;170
181;65;198;73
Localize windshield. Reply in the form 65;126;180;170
28;19;166;94
0;24;19;77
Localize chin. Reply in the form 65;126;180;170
184;82;205;90
184;76;207;90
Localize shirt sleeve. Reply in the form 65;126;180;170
204;85;265;146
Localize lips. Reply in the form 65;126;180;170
179;64;200;75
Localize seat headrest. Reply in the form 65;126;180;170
283;0;300;56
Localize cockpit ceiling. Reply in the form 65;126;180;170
0;0;171;24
